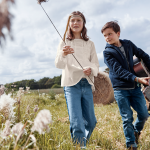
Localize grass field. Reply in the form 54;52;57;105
0;91;150;150
31;88;64;94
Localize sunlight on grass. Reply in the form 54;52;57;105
0;91;150;149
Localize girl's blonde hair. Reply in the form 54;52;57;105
63;11;89;41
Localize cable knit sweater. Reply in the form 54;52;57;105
55;39;99;90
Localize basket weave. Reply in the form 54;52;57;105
93;72;115;105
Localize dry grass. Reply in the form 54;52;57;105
0;92;150;149
31;88;64;94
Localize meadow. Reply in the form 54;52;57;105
0;88;150;150
31;88;64;94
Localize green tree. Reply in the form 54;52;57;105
38;77;49;89
26;79;36;89
53;75;61;85
45;78;54;88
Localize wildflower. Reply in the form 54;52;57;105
0;120;11;138
31;109;52;134
0;85;5;96
42;93;45;97
55;94;59;100
19;87;24;90
26;87;30;91
11;122;25;140
0;94;16;119
9;92;12;96
17;87;25;97
33;105;39;112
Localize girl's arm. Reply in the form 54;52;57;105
55;40;67;69
90;42;100;76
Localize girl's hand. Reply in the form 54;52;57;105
62;46;74;57
135;77;150;86
83;68;91;76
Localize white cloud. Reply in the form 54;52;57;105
99;66;107;72
97;51;103;60
1;0;150;84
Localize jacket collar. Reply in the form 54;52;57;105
105;39;129;59
105;39;129;49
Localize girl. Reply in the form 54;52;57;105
55;11;99;147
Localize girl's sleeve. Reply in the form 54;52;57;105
90;42;100;76
55;40;67;69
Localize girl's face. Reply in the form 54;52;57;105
69;16;84;34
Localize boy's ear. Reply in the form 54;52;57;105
117;32;120;37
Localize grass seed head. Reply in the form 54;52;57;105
31;109;52;134
0;85;5;96
37;0;49;4
33;105;39;112
26;105;30;114
11;122;25;140
0;0;15;46
30;134;36;146
1;120;11;138
0;94;16;119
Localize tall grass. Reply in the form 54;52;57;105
0;91;150;149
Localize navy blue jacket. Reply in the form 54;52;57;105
103;39;150;89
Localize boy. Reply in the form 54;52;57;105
101;21;150;150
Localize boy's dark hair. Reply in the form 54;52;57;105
101;21;120;33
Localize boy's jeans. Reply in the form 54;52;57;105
114;86;149;148
64;78;97;147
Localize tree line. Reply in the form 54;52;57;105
5;75;61;90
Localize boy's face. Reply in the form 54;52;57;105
103;28;120;45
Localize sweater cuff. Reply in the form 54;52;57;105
131;75;137;82
91;67;99;77
60;51;67;59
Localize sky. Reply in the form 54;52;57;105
0;0;150;84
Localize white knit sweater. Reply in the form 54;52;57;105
55;39;99;90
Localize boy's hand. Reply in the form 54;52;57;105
135;77;150;86
83;68;91;76
62;46;74;57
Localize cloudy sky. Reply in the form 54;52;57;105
0;0;150;84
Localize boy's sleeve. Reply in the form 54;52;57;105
103;50;136;82
55;40;67;69
90;42;100;76
130;41;150;70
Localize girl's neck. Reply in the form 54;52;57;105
73;32;82;39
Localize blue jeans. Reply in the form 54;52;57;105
64;78;97;147
114;86;149;148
